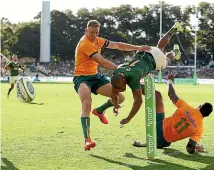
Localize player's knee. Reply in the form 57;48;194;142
118;93;125;103
165;51;174;61
11;84;15;88
82;100;92;110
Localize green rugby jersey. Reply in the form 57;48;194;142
113;52;156;91
8;61;22;76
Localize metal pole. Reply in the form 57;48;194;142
158;1;163;83
193;5;198;85
194;6;197;75
40;1;51;62
159;1;163;39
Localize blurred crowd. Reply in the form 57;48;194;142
1;56;214;79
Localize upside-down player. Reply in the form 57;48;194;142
103;21;183;124
4;54;26;97
133;72;213;154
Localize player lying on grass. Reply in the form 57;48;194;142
107;22;183;121
132;72;213;154
4;54;26;97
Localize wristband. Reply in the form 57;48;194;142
167;79;173;84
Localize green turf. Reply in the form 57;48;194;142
1;83;214;170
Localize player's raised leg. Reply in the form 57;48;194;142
157;21;184;51
78;83;96;151
93;83;125;123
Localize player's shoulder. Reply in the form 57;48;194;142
175;98;186;104
8;61;14;65
77;36;92;50
97;36;106;42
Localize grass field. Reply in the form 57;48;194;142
1;83;214;170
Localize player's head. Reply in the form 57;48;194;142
198;102;213;117
85;20;100;42
111;73;126;92
12;54;18;62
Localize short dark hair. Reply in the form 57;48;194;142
200;102;213;117
87;20;100;28
111;74;123;89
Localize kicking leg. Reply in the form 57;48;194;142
93;83;125;124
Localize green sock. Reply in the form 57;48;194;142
8;88;12;95
169;27;177;35
81;117;90;140
96;99;114;114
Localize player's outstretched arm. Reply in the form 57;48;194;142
167;72;179;103
107;41;151;52
111;87;121;110
4;65;9;70
91;53;118;70
4;62;11;70
186;139;206;154
120;89;143;125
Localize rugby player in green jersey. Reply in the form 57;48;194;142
4;55;26;97
94;22;184;124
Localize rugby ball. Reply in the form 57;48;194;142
16;77;35;102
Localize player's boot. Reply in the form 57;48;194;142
172;21;184;34
133;140;146;147
173;44;181;61
92;109;108;124
84;138;96;151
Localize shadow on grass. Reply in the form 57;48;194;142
1;158;19;170
28;101;44;105
90;152;196;170
162;148;214;170
90;154;144;170
124;152;196;170
20;101;44;105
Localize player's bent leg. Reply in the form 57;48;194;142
94;83;125;123
157;21;184;51
78;83;96;151
96;83;125;103
157;33;172;51
165;44;181;62
155;90;165;113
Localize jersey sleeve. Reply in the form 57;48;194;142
98;37;109;48
190;126;203;143
81;42;98;58
174;99;189;108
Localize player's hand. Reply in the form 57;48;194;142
113;107;120;116
120;117;131;125
195;145;207;153
167;71;176;80
137;45;151;52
